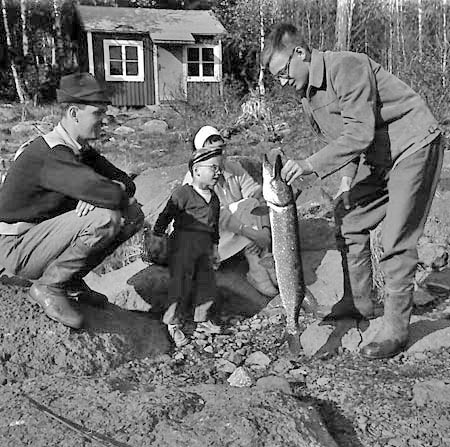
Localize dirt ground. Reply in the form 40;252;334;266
1;102;450;446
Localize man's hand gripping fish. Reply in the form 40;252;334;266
262;154;305;355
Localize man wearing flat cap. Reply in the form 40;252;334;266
0;73;144;329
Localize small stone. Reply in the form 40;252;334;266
196;339;208;348
413;379;450;406
215;359;236;374
289;368;307;380
228;352;243;365
413;352;428;361
256;376;291;394
113;125;135;135
204;345;214;353
245;351;271;367
316;377;331;387
173;352;184;361
227;366;254;387
272;358;293;374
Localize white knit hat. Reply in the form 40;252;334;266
193;125;222;150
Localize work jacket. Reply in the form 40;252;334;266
303;50;440;179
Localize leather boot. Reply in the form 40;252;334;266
28;284;83;329
66;279;109;307
360;291;413;360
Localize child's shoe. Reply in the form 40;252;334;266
195;320;222;335
167;324;189;348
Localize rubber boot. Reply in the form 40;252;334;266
360;291;413;360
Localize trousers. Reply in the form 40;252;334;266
340;135;443;295
163;230;216;325
0;202;144;285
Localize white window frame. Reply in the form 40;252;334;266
103;39;144;82
185;44;221;82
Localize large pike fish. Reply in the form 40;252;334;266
262;153;306;354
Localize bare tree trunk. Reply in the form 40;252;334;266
443;0;448;87
346;0;355;49
53;0;64;71
258;0;265;96
319;0;325;49
335;0;348;50
335;0;354;51
418;0;423;60
388;0;394;73
20;0;28;56
1;0;27;103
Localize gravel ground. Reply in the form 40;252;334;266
1;282;450;446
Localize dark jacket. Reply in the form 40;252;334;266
153;184;220;245
303;50;440;179
0;126;134;229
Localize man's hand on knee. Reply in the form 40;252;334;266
76;200;95;217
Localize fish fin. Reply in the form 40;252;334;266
250;205;270;216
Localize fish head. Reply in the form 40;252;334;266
262;154;294;207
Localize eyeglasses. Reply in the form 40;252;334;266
196;164;222;173
275;48;295;82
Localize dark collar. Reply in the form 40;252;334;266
307;49;326;95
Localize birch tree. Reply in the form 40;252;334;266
443;0;448;87
1;0;27;103
335;0;355;51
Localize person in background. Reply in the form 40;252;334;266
152;146;222;348
262;23;443;359
0;73;144;329
183;126;278;298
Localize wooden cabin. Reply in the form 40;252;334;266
76;5;226;107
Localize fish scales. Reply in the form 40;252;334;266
262;154;305;353
270;202;303;335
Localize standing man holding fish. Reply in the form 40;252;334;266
262;23;443;360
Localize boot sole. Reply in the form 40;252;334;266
27;291;83;329
359;344;407;360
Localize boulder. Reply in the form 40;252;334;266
143;119;168;134
299;315;450;356
86;258;272;318
1;383;339;446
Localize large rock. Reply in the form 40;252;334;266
0;282;170;381
300;315;450;356
1;383;339;446
134;164;186;224
143;119;168;134
86;258;272;318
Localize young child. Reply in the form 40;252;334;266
152;146;223;347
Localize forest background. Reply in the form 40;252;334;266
0;0;449;127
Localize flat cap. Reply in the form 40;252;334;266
57;73;110;104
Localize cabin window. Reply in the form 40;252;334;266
186;45;220;82
103;39;144;82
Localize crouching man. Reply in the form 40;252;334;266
0;73;144;329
